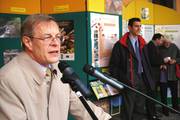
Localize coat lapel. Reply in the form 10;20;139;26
127;38;137;59
17;52;45;85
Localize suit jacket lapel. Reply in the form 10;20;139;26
127;38;137;59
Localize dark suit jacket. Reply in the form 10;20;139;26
109;32;155;90
147;41;163;83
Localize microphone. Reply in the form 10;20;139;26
83;64;124;90
58;61;91;98
83;65;180;115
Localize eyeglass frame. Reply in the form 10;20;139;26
28;33;62;43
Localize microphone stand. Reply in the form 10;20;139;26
75;91;98;120
61;76;98;120
100;73;180;115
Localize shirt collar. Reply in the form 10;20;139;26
129;33;138;48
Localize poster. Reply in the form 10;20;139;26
155;25;180;48
141;25;154;42
105;0;122;15
57;20;75;60
90;13;119;67
122;19;128;35
0;17;21;38
3;49;21;64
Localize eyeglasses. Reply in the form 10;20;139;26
29;33;61;43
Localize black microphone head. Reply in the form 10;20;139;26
58;61;69;73
83;64;95;76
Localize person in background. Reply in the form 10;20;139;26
0;14;111;120
159;37;180;116
109;18;156;120
146;33;164;119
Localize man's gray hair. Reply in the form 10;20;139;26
21;14;58;49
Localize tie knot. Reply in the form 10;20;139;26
135;40;138;46
45;68;52;77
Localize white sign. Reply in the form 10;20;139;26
90;13;119;67
155;25;180;48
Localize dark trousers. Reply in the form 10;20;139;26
146;81;159;119
120;89;147;120
120;74;147;120
146;90;157;119
160;81;179;114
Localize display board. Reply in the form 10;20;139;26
0;14;27;67
90;13;120;67
141;24;154;42
155;25;180;48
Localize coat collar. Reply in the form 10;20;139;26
119;32;146;49
17;52;59;85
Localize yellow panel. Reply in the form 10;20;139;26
41;0;85;14
87;0;105;12
0;0;40;14
122;0;136;21
123;0;134;7
154;4;180;25
122;0;180;24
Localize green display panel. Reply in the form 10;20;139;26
51;12;89;120
0;14;27;67
51;12;89;86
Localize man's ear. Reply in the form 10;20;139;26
128;25;131;31
22;36;33;51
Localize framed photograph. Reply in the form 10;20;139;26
0;17;21;38
57;20;75;60
3;49;21;64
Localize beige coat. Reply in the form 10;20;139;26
0;52;111;120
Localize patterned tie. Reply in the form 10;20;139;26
45;68;53;85
135;40;142;74
45;68;52;77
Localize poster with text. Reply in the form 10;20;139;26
122;19;128;35
90;13;119;67
57;20;75;60
141;25;154;43
3;49;21;64
0;17;21;38
155;25;180;48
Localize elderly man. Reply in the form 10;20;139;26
0;14;111;120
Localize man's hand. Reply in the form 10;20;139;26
169;59;176;64
160;65;167;70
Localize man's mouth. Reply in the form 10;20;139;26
49;50;59;54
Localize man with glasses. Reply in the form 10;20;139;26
0;14;111;120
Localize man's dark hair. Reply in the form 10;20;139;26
152;33;164;41
128;18;141;27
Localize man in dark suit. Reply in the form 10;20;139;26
147;33;164;85
146;33;164;119
109;18;156;120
